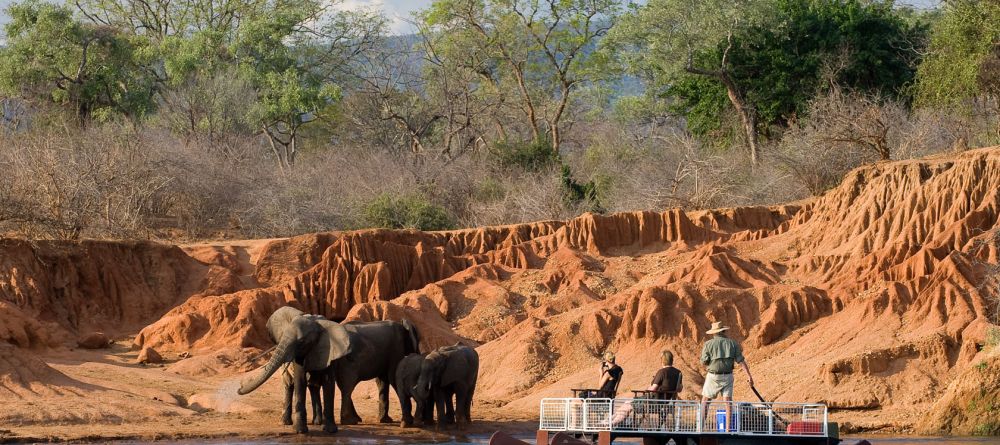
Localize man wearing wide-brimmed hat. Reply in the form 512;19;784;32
700;321;753;431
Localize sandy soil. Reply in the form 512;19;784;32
0;343;536;443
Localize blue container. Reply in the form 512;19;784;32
716;409;727;432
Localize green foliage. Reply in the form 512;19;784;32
490;139;560;172
659;0;927;137
424;0;622;153
560;164;604;213
473;178;506;203
988;327;1000;350
973;422;1000;436
234;1;336;127
916;0;1000;106
665;74;732;138
606;0;775;89
361;193;456;231
0;0;157;122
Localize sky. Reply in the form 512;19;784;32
335;0;433;34
0;0;941;36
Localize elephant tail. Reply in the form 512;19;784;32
402;319;420;354
238;336;294;395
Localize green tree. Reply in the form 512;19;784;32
0;0;157;123
916;0;1000;107
423;0;621;155
671;0;926;138
234;3;383;170
607;0;774;164
608;0;926;164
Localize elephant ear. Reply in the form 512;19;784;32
304;319;352;371
401;319;420;354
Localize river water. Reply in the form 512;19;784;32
113;435;998;445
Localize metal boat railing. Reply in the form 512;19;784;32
539;398;829;437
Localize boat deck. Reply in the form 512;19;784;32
537;398;839;445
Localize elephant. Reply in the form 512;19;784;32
414;344;479;428
396;353;440;428
280;363;324;425
238;306;351;434
334;318;420;425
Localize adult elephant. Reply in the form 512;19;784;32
335;318;419;425
238;306;351;434
414;344;479;427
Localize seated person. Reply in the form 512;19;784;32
571;352;622;427
577;351;622;398
651;351;683;398
611;350;683;425
596;352;623;396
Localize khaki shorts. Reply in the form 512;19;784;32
702;372;734;398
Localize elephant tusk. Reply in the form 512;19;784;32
248;345;277;362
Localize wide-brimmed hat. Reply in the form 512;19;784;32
706;321;730;335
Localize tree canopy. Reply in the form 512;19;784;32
915;0;1000;107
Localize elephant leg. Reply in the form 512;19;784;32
464;385;475;424
281;366;293;426
309;380;323;425
419;396;434;425
376;377;394;423
455;387;470;426
322;371;338;433
292;363;309;434
433;391;449;429
445;389;456;424
399;394;414;428
337;377;363;425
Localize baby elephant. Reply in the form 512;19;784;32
395;353;438;427
413;344;478;428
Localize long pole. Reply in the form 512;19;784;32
750;384;789;427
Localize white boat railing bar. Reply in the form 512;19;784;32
539;398;830;437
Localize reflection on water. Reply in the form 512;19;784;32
851;437;999;445
112;435;998;445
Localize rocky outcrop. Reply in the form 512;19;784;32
77;332;111;349
136;346;163;364
0;239;232;348
916;349;1000;435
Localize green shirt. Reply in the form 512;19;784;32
700;335;745;374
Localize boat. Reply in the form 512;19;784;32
491;397;850;445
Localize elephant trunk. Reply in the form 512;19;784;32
239;337;294;395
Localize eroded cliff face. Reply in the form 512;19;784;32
1;148;998;433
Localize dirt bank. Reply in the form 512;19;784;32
1;148;999;441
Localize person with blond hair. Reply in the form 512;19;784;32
571;351;622;428
596;351;623;397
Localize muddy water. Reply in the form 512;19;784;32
113;435;997;445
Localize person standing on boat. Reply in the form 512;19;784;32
700;321;754;432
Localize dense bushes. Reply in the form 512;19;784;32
361;193;455;231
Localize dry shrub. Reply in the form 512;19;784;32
0;124;169;239
778;89;999;196
463;168;583;227
569;121;804;212
778;89;909;195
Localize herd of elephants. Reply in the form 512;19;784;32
236;306;480;434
